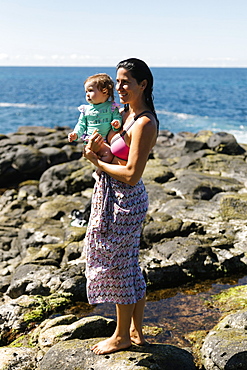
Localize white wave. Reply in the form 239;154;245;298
0;102;78;110
228;129;247;144
157;109;205;120
0;102;41;108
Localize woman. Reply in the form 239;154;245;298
84;58;159;355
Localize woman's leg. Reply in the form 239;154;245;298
91;302;134;355
130;293;146;345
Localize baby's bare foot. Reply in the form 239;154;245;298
91;336;131;355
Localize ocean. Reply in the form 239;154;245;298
0;66;247;142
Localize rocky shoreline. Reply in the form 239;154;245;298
1;126;247;369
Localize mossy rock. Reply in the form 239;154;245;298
195;130;214;143
8;333;34;348
220;193;247;220
143;158;174;184
64;226;87;242
211;285;247;313
21;293;73;326
200;153;247;175
38;194;84;219
21;243;65;265
143;325;163;337
185;330;208;368
18;179;40;187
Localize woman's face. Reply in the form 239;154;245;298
116;68;145;105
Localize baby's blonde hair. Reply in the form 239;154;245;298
84;73;115;101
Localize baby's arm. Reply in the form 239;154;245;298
111;102;123;132
70;106;87;141
68;132;78;142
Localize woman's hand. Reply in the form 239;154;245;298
83;144;99;165
87;129;104;153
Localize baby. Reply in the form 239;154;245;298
68;73;122;164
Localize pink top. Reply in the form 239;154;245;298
110;110;154;161
110;133;130;161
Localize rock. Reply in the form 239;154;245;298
39;147;68;166
172;149;214;170
19;218;64;250
0;294;73;345
0;276;11;293
39;338;197;370
207;131;245;155
38;159;94;197
143;158;174;184
220;193;247;220
6;261;86;301
0;134;8;140
56;264;87;300
2;126;247;368
210;285;247;313
20;243;65;266
144;228;247;287
157;197;219;222
163;170;242;200
0;126;84;188
144;183;173;214
201;310;247;370
12;145;47;175
198;153;247;182
17;126;57;136
6;264;57;298
18;181;41;199
0;300;23;345
36;315;116;350
141;236;211;288
0;347;36;370
143;218;183;243
183;138;207;153
1;133;35;146
60;143;83;161
1;127;247;300
61;241;84;265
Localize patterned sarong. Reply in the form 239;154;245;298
84;172;148;305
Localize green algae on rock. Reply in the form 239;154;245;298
22;293;73;326
211;285;247;313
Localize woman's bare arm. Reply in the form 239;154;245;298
84;116;157;186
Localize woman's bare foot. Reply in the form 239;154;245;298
130;328;147;346
91;335;132;355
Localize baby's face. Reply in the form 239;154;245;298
85;82;108;105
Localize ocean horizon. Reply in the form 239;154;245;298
0;66;247;143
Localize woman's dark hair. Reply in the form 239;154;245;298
116;58;159;129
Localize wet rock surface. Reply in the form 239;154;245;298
1;127;247;368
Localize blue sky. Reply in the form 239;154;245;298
1;0;246;67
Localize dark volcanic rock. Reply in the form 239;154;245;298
1;126;247;369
